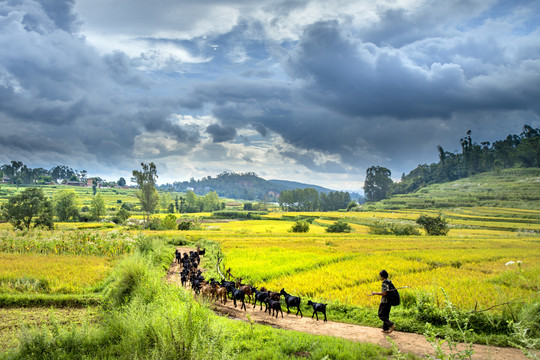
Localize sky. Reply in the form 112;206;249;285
0;0;539;191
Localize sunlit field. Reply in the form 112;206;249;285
0;229;138;256
181;207;540;312
0;229;139;298
0;253;114;294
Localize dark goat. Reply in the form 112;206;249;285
180;272;188;287
226;284;247;311
267;298;283;318
264;293;281;315
253;289;269;311
198;248;206;256
280;288;303;317
221;280;236;299
307;300;327;322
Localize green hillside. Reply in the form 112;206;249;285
370;168;540;210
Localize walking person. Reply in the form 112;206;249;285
371;270;396;333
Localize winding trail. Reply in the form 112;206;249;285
167;247;530;359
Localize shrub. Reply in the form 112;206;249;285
368;225;393;235
161;214;177;230
326;220;352;233
146;218;162;230
391;224;421;236
416;215;449;235
368;223;420;236
121;203;134;211
111;208;130;225
178;220;193;230
290;220;309;233
517;299;540;338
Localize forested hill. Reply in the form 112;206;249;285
393;125;540;195
372;167;540;210
161;172;337;201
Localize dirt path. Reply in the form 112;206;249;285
167;247;529;359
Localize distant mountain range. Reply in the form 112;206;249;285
160;172;362;201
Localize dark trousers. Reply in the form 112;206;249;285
378;302;394;330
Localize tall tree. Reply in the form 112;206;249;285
1;188;53;230
363;166;393;202
184;190;197;212
90;193;106;221
53;189;80;222
131;162;159;225
159;192;172;211
117;177;126;186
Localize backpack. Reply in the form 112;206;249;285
384;280;400;306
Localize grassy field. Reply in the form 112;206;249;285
372;168;540;210
0;253;115;294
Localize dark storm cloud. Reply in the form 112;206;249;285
206;124;237;143
358;1;491;47
39;0;79;32
280;150;347;174
2;0;539;186
285;20;540;120
0;0;196;170
0;132;70;154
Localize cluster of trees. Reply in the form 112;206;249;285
0;161;127;187
134;163;225;222
0;187;109;230
278;188;351;211
0;162;81;185
364;125;540;201
166;191;226;213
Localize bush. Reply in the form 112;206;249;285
178;220;193;230
290;220;309;233
368;225;393;235
416;214;449;235
326;220;352;233
368;223;421;236
518;299;540;338
111;208;130;225
121;203;135;211
392;224;421;236
146;218;162;230
161;214;177;230
211;210;266;219
77;213;93;222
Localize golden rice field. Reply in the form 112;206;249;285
0;229;139;296
0;206;538;312
0;253;114;294
180;208;540;311
0;229;138;256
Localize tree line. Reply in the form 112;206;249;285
363;125;540;202
278;188;352;211
0;161;126;187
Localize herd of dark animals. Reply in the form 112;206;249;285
174;247;328;322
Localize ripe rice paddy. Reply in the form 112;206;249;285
181;207;540;311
